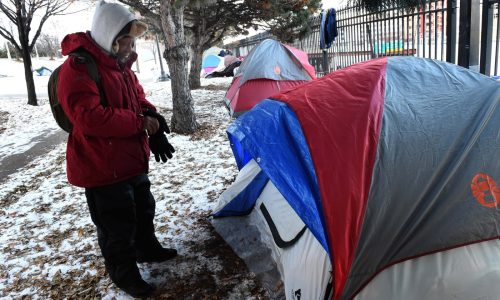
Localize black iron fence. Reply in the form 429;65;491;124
225;0;500;78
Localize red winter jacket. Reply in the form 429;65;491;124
58;32;155;188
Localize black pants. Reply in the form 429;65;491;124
85;174;159;285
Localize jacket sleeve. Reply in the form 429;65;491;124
132;72;156;112
58;59;144;138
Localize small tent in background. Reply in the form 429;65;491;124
224;39;316;118
202;54;223;75
34;66;53;76
214;57;500;300
204;46;223;58
202;46;224;76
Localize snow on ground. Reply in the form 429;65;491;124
0;58;64;99
0;62;269;299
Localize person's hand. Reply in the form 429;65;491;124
142;116;159;136
144;109;175;162
149;132;175;163
144;109;170;134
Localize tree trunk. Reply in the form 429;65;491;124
135;58;140;73
189;46;203;89
22;48;38;106
160;1;198;134
164;46;198;134
5;41;11;59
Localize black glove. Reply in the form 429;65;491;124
149;132;175;163
144;109;170;134
144;109;175;162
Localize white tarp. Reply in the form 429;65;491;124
215;160;332;300
256;182;332;300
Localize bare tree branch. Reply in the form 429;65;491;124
28;13;47;50
28;0;63;50
0;23;20;50
0;0;76;105
0;0;18;23
119;0;160;28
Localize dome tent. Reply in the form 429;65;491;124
34;66;53;76
214;57;500;300
201;46;224;75
224;39;316;118
202;54;223;75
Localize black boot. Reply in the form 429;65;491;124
137;247;178;263
106;262;156;297
119;278;155;298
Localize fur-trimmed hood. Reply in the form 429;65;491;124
61;32;138;69
90;0;147;54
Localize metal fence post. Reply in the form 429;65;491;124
155;34;169;81
479;0;493;74
322;50;329;74
469;0;481;71
458;0;471;67
446;0;457;63
367;24;376;59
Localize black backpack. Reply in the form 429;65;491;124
48;49;107;133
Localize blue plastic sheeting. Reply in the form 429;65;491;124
226;100;330;253
35;66;53;76
228;134;254;170
213;171;269;218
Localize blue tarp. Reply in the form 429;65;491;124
222;100;330;253
202;54;221;68
34;66;52;76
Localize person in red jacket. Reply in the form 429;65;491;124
58;1;176;297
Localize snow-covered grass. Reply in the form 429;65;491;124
0;58;64;98
0;60;267;299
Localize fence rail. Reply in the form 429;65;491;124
226;0;500;78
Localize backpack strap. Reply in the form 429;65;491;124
69;49;108;107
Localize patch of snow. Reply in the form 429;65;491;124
0;57;267;298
